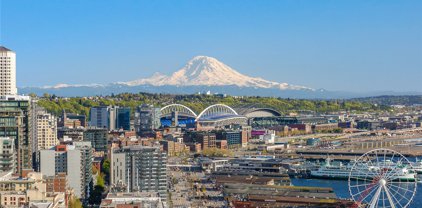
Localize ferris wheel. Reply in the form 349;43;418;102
348;149;417;208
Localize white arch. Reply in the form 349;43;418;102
196;104;238;121
160;104;198;117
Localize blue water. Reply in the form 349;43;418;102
289;155;422;207
291;178;422;207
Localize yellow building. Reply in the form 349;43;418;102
36;111;58;150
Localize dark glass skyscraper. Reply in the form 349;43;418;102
116;107;131;130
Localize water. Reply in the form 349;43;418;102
291;178;422;207
291;176;422;207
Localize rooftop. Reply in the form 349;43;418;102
0;95;30;101
0;46;13;52
119;145;161;152
101;192;164;208
106;192;160;199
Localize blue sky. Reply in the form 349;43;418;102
1;0;421;92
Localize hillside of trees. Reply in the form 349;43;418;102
351;95;422;106
35;92;389;117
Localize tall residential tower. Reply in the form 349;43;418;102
0;95;33;174
0;46;17;96
111;145;168;201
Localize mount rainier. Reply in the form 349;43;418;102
121;56;312;91
20;56;391;98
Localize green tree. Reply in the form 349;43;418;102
202;148;233;157
36;92;390;119
102;159;110;184
88;185;105;205
96;173;105;188
28;93;37;98
69;197;83;208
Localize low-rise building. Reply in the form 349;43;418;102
356;120;381;130
186;143;202;153
100;192;164;208
0;172;67;208
184;131;216;150
313;123;339;132
59;111;87;128
225;156;287;174
216;131;242;149
160;140;189;156
216;140;227;149
45;173;67;193
338;121;355;129
258;143;290;152
287;124;312;134
57;127;84;142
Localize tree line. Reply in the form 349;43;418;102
35;92;390;117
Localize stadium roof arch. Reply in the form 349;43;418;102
236;108;282;118
160;104;197;118
196;104;239;121
195;104;248;129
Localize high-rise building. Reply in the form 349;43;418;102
0;95;32;174
109;106;118;130
134;104;161;136
35;110;58;151
116;107;131;130
89;106;110;129
110;146;167;201
83;127;108;152
0;137;16;173
90;106;126;131
38;142;93;199
0;46;17;96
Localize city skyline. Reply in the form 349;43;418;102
0;0;421;93
1;2;422;208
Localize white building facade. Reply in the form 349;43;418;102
38;142;93;199
0;46;17;96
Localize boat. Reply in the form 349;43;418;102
379;158;422;174
410;158;422;174
310;158;417;182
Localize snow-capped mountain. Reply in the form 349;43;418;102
19;55;421;98
123;56;312;90
21;55;364;98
